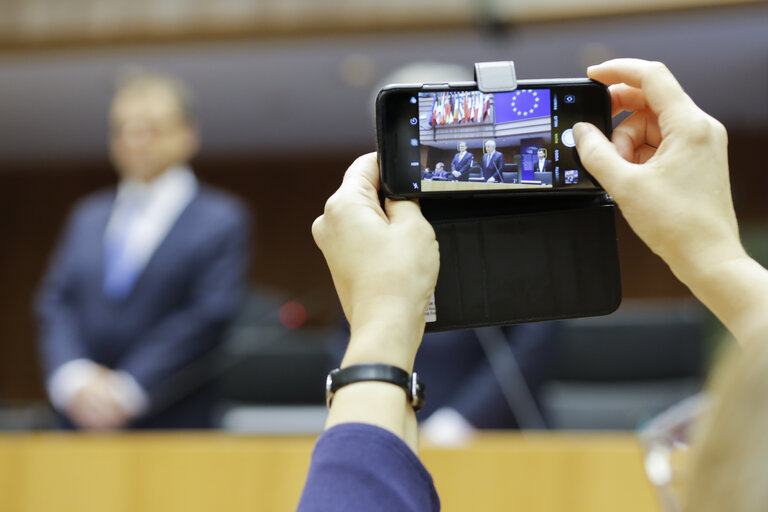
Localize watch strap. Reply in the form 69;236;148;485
325;363;425;411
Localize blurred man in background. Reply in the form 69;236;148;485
36;72;249;429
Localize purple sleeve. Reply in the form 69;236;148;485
297;423;440;512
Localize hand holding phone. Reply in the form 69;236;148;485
574;59;741;290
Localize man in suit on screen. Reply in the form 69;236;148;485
450;141;472;181
481;139;504;183
535;148;554;173
36;72;249;430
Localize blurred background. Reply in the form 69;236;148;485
1;0;767;432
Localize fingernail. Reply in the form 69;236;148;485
572;122;590;143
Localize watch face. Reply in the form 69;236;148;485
325;371;337;407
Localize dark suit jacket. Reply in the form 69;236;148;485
481;151;505;182
450;152;473;181
414;323;559;429
36;185;249;429
535;159;554;173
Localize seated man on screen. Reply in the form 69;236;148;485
421;168;433;180
432;162;449;180
450;141;472;181
536;148;553;173
481;140;504;183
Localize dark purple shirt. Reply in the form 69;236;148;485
297;423;440;511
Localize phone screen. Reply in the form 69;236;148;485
377;81;611;197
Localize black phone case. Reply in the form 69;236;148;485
421;193;621;332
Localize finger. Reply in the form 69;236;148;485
608;84;647;116
321;153;388;226
311;215;325;245
612;110;662;161
573;122;637;196
384;197;423;225
77;394;115;424
588;59;692;118
634;145;658;165
334;153;387;218
340;153;380;194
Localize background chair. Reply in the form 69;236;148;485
540;300;710;430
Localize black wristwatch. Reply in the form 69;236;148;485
325;363;426;412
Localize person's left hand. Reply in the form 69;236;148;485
312;153;439;370
67;368;130;430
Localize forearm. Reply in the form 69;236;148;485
325;382;419;453
671;246;768;346
325;307;425;453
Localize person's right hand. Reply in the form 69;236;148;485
574;59;744;279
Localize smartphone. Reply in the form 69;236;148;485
376;79;612;198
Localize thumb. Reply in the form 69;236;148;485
573;122;633;195
384;197;423;226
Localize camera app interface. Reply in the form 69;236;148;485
412;87;601;192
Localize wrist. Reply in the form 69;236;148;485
342;322;423;372
342;296;428;372
326;364;425;411
666;237;748;286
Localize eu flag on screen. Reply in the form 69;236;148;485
494;89;551;123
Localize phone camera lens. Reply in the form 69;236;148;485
564;94;576;104
409;117;418;125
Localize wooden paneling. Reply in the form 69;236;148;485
0;432;660;512
0;0;763;49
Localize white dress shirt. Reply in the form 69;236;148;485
47;165;199;418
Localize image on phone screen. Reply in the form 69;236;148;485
377;81;610;197
420;88;581;191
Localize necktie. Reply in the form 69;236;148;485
103;195;144;299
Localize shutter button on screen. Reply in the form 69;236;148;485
562;128;576;148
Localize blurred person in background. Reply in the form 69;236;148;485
35;72;250;430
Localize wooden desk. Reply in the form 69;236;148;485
0;432;659;512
